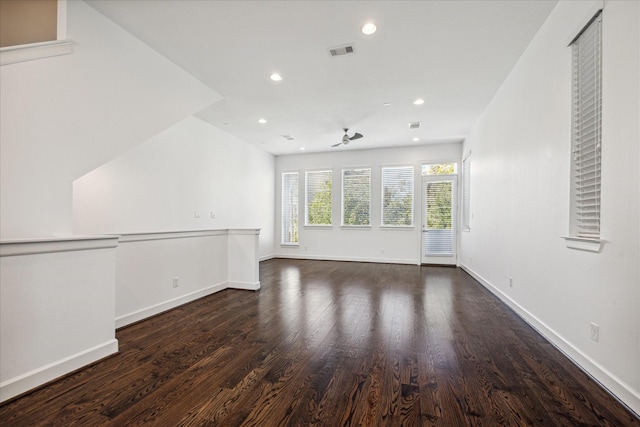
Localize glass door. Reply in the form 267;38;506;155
421;175;457;265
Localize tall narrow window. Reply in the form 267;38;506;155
570;12;602;239
305;170;332;226
462;155;471;231
281;172;299;244
342;168;371;226
381;166;414;226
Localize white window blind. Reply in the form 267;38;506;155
305;170;332;225
281;172;299;244
570;12;602;239
381;166;414;226
462;155;471;231
342;168;371;226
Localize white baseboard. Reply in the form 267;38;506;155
459;263;640;417
0;339;118;403
274;253;418;265
259;253;276;262
228;281;261;291
115;282;228;328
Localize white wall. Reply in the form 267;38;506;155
276;144;462;264
73;116;275;259
0;0;220;239
459;0;640;414
1;237;119;402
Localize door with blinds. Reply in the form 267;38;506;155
421;175;457;265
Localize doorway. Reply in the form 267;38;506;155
421;174;457;265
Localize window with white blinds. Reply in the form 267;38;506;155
461;155;471;231
305;170;332;226
281;172;299;244
342;168;371;226
569;11;602;239
381;166;414;226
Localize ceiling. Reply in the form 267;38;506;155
86;0;557;156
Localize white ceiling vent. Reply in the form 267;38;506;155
328;44;355;57
409;121;421;129
281;134;295;141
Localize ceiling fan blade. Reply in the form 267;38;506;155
349;132;363;141
331;142;343;147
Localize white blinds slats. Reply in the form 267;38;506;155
570;12;602;239
342;168;371;226
305;170;332;225
381;166;414;226
281;172;299;244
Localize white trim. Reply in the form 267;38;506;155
562;236;603;253
0;235;119;257
118;229;227;243
115;281;228;328
0;339;118;403
0;39;73;66
459;263;640;417
275;253;418;265
228;281;261;291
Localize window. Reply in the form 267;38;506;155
281;172;298;244
341;168;371;226
381;166;414;226
569;11;602;239
305;170;332;226
422;163;457;175
462;155;471;231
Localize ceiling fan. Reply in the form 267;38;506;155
332;128;363;147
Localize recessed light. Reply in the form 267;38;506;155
300;147;306;151
362;22;377;35
383;102;391;107
270;73;283;82
413;137;420;142
258;118;267;124
413;98;425;105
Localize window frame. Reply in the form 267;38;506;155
566;10;603;250
281;171;299;246
341;167;371;227
380;165;414;228
305;169;333;227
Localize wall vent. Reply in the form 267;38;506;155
328;44;355;57
281;135;295;141
409;121;421;129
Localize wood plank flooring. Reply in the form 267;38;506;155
1;259;638;426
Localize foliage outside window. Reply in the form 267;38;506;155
281;172;298;244
422;163;457;175
342;168;371;226
381;166;414;226
426;181;453;230
305;170;332;225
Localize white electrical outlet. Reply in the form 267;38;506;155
381;248;384;254
210;212;216;219
194;211;200;218
590;322;599;342
509;277;513;287
172;277;179;288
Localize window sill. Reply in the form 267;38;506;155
280;243;299;248
1;39;73;66
380;226;415;231
304;225;332;229
562;236;602;253
340;225;372;230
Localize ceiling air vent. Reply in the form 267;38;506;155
409;121;421;129
281;135;295;141
328;44;355;57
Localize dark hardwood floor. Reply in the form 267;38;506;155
1;259;638;426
